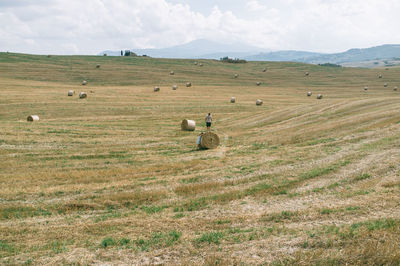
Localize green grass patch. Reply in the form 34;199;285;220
195;231;224;245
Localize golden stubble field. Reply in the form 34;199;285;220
1;53;400;265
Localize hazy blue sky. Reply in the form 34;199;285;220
1;0;400;54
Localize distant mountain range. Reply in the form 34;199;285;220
102;39;270;59
101;40;400;67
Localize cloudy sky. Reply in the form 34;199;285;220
1;0;400;55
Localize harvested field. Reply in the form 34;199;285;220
1;53;400;265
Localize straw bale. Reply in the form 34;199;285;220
27;115;39;122
199;132;220;149
181;119;196;131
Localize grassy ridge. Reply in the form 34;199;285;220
0;53;400;264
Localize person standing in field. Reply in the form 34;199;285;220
205;113;212;131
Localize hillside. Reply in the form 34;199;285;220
1;53;400;264
102;40;400;67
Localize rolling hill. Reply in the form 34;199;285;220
1;53;400;264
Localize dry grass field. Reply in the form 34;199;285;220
1;53;400;265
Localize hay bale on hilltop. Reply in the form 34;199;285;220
186;82;192;87
199;132;220;149
172;85;177;90
68;90;75;96
256;99;263;106
384;83;388;87
82;80;87;85
317;94;323;99
170;71;174;75
256;82;261;86
307;91;312;96
231;97;236;103
181;119;196;131
27;115;39;122
154;86;160;92
79;92;87;99
103;53;107;56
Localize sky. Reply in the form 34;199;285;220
1;0;400;55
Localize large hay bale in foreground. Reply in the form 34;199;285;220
68;90;75;96
199;132;220;149
172;85;177;90
231;97;236;103
186;82;192;87
256;99;263;106
181;119;196;131
317;94;323;99
27;115;39;122
82;80;87;85
79;92;87;99
307;91;312;96
154;86;160;92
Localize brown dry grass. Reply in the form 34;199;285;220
1;52;400;264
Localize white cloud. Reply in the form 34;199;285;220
0;0;399;54
245;0;268;12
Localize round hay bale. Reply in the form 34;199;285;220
90;90;95;93
79;92;87;99
194;61;198;65
305;72;309;76
82;80;87;85
256;99;263;106
47;55;51;58
154;86;160;92
262;68;267;72
172;85;177;90
96;64;100;68
181;119;196;131
378;74;382;78
364;86;368;91
307;91;312;96
170;71;174;75
199;132;220;149
27;115;39;122
394;86;398;91
234;74;238;78
199;63;203;67
103;53;107;56
384;83;388;87
186;82;192;87
231;97;236;103
68;90;75;96
317;94;323;99
256;82;261;86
